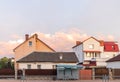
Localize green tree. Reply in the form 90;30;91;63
0;57;9;69
0;57;14;69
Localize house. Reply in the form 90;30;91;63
17;52;78;69
72;37;119;78
14;34;55;79
16;51;79;80
106;54;120;79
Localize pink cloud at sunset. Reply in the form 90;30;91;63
0;28;119;57
0;39;23;58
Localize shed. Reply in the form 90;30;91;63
56;64;82;80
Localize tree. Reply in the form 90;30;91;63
0;57;14;69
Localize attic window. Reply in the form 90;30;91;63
29;41;32;46
89;44;94;49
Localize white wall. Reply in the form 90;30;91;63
73;44;83;63
18;62;77;69
83;38;101;51
101;52;119;59
107;61;120;69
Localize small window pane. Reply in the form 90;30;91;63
37;65;41;69
29;41;32;46
27;64;31;69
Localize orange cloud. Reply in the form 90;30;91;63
34;28;89;51
0;39;23;57
0;28;119;57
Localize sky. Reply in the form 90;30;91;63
0;0;120;57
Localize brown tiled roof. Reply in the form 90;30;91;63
106;54;120;62
17;52;78;63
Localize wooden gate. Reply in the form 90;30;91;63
79;69;92;80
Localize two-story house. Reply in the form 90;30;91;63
13;34;55;79
72;37;119;76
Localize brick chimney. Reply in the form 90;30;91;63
76;41;81;45
25;34;29;41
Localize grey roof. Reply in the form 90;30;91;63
17;52;78;63
106;54;120;62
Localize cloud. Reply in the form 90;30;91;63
0;39;23;58
33;28;89;51
0;28;119;58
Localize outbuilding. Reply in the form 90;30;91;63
106;54;120;79
57;64;82;80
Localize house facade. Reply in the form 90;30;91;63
14;34;55;79
17;52;78;70
72;37;119;69
17;52;79;80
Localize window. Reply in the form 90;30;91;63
27;64;31;69
89;44;94;49
29;41;32;46
95;53;100;58
52;65;56;69
112;46;115;50
86;53;91;57
37;65;41;69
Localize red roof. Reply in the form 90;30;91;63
104;42;119;52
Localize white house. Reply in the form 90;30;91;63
72;37;119;73
17;52;79;70
72;37;120;78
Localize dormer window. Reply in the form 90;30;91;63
112;45;115;50
29;41;32;46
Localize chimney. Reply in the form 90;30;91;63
34;34;38;38
25;34;29;41
76;41;81;45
